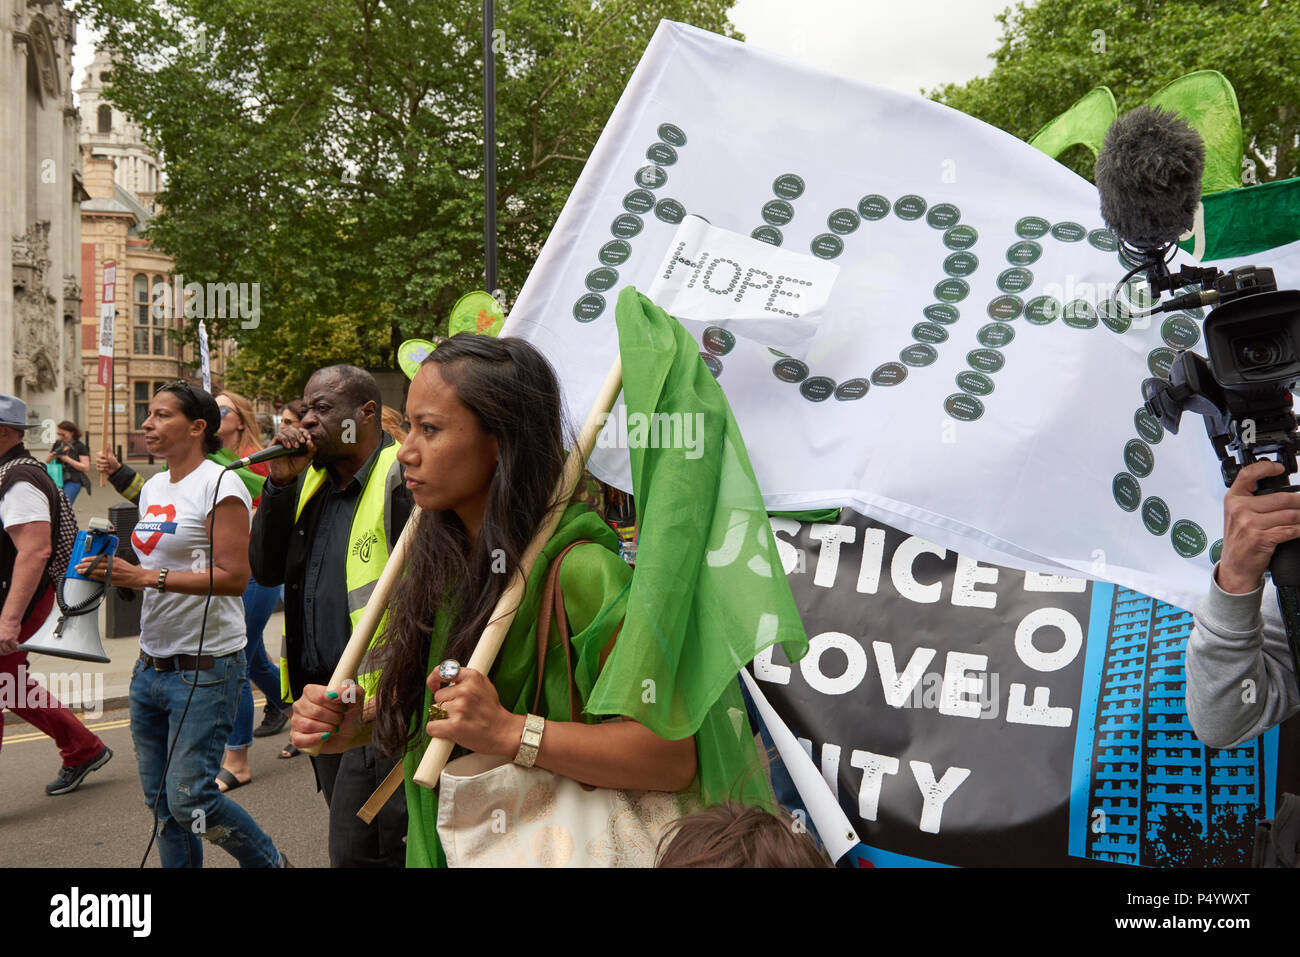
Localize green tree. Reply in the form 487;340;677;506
77;0;741;397
930;1;1300;184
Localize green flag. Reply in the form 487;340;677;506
583;286;810;805
1028;86;1117;160
1147;70;1242;196
1185;175;1300;261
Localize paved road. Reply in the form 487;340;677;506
0;695;332;868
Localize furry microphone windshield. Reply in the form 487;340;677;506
1095;105;1205;252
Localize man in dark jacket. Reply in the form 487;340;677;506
250;366;411;867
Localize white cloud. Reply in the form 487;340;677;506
729;0;1018;96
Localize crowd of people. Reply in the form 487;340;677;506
2;326;1298;868
0;345;828;868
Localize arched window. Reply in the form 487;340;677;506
97;104;111;133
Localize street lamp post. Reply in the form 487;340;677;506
483;0;497;297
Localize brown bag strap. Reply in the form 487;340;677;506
357;763;404;825
532;540;593;718
360;539;594;823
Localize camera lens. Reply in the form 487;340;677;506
1236;334;1286;369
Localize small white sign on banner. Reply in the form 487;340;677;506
647;216;838;357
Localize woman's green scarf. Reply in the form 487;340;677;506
401;502;773;868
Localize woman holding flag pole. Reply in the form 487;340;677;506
291;290;808;867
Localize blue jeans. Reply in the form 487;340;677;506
129;652;282;867
62;481;82;504
227;578;287;750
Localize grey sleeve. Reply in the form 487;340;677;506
1184;567;1300;749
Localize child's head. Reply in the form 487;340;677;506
655;802;830;868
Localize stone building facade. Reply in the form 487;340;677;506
1;0;87;442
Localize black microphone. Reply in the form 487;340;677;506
224;444;310;470
1095;105;1205;252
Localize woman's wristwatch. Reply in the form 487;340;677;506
514;713;545;767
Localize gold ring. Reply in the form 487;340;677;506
427;703;447;721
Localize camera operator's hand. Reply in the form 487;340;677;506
1217;460;1300;594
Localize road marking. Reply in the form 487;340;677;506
5;696;273;745
7;719;131;743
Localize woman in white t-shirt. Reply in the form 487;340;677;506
77;381;285;867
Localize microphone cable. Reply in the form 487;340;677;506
1111;241;1177;319
139;468;229;868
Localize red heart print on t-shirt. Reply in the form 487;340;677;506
132;504;176;555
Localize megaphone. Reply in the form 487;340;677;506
21;518;115;663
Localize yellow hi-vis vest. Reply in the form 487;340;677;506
279;441;403;702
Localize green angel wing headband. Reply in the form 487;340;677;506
396;291;506;381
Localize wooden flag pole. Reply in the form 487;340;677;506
99;382;110;488
298;505;423;757
408;354;624;789
97;264;117;486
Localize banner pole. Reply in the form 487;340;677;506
98;264;116;487
110;353;116;476
99;376;109;488
297;505;423;758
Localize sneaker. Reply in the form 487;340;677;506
252;705;290;737
46;746;112;796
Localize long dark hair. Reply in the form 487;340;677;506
373;335;569;759
159;381;223;455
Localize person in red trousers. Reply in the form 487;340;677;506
0;394;110;795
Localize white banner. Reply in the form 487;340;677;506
504;20;1300;611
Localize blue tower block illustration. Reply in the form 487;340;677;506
1084;589;1151;864
1072;587;1269;866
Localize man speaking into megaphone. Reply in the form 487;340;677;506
0;393;112;796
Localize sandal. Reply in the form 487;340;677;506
216;767;250;792
279;743;300;759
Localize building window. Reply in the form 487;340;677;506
97;104;111;133
134;380;172;429
133;382;150;429
134;274;171;355
152;275;167;353
133;274;149;352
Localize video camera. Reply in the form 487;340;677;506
1098;106;1300;679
